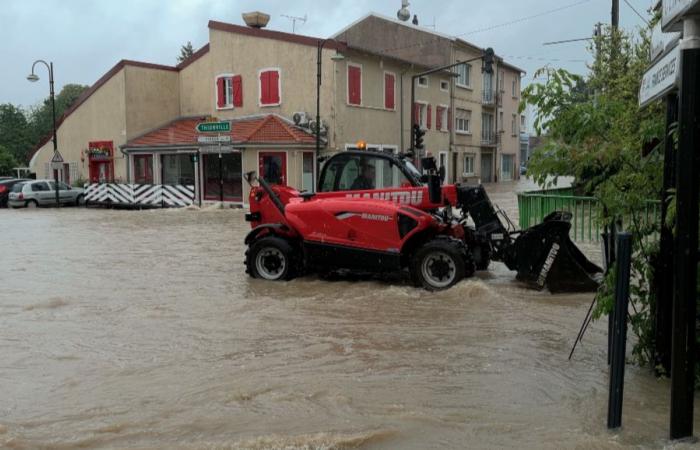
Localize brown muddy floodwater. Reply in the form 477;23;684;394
1;179;698;449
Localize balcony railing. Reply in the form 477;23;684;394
481;130;498;145
482;90;498;106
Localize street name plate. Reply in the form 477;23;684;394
662;0;700;32
651;23;681;62
640;44;681;107
196;122;231;133
197;135;232;143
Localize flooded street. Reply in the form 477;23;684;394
1;179;698;449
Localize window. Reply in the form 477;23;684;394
162;154;195;185
436;106;448;131
319;153;411;192
463;153;475;175
259;69;280;106
414;102;428;129
133;155;153;184
499;111;504;131
417;76;428;87
482;113;494;143
440;80;449;91
456;63;471;88
520;114;526;130
302;152;315;192
512;78;518;97
347;64;362;105
512;114;517;135
455;108;471;134
216;75;243;109
31;182;50;192
384;72;395;110
502;154;514;181
499;70;505;92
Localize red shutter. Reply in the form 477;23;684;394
269;70;280;104
436;107;443;130
413;103;420;124
348;66;361;105
427;104;432;129
216;77;225;108
384;73;395;109
260;70;280;105
232;75;243;107
260;71;269;104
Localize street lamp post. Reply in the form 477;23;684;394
315;40;344;192
27;60;60;207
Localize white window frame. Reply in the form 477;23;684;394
417;75;429;88
455;108;471;135
437;104;449;132
463;153;475;176
383;70;397;111
456;63;471;89
258;67;282;107
215;73;235;110
415;100;428;130
512;78;518;98
346;62;363;106
440;79;449;92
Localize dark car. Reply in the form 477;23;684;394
0;179;31;207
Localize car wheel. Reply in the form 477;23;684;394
75;194;85;206
25;200;39;209
245;236;299;281
410;237;475;291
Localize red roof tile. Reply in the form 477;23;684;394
124;115;317;148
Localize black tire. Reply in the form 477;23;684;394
245;236;299;281
75;194;84;207
410;236;475;291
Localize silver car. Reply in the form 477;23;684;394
8;180;85;208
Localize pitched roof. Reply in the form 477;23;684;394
208;20;346;51
123;114;317;148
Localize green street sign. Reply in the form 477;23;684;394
196;121;231;133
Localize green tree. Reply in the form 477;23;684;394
0;104;33;163
0;145;18;176
177;41;195;63
28;83;89;148
521;22;669;369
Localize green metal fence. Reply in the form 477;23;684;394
517;190;661;242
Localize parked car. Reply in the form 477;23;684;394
520;163;528;176
8;180;85;208
0;178;31;208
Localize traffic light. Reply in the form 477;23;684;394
483;47;495;74
413;123;425;150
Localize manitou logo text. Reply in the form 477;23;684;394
361;213;391;222
537;243;560;287
346;190;424;205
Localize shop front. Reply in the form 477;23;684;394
88;141;115;183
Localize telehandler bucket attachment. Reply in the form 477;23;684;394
503;212;603;293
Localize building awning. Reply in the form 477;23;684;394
123;114;318;150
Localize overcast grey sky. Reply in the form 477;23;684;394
1;0;652;109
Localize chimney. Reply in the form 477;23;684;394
242;11;270;28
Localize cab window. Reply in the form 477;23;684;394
319;153;412;192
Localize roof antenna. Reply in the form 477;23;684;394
280;13;307;34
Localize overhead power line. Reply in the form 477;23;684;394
622;0;650;26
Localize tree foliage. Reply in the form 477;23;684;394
521;22;671;369
0;104;33;163
0;145;18;176
177;41;195;63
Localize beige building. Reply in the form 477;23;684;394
333;12;525;183
30;12;520;206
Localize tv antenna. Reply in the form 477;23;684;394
281;14;307;34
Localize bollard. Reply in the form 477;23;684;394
607;232;632;429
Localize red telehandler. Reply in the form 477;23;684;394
244;149;602;292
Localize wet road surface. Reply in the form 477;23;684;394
1;179;698;449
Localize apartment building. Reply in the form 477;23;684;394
29;16;449;205
333;13;525;183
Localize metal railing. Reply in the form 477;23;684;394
481;130;498;145
482;90;498;106
517;190;661;242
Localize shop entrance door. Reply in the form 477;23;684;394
258;152;286;185
203;152;242;202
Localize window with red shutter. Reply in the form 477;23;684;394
436;106;443;130
348;65;362;105
384;73;395;109
232;75;243;107
427;105;432;129
216;77;226;108
260;69;280;106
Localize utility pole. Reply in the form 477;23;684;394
612;0;619;29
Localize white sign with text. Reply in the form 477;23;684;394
640;44;681;107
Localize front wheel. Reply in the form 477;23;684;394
410;237;474;291
245;236;298;281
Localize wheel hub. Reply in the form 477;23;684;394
421;251;457;288
255;247;286;280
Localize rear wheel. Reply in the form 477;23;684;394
410;237;474;290
75;194;85;206
245;236;298;281
25;200;38;209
